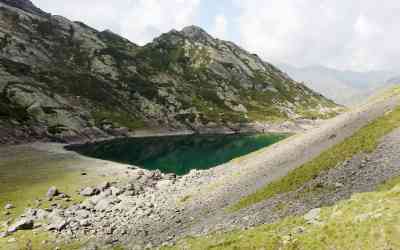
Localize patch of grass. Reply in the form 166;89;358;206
377;175;400;192
0;146;131;250
0;230;84;250
92;109;146;130
296;108;340;120
229;104;400;211
179;195;192;203
164;184;400;250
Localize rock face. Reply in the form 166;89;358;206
0;0;338;144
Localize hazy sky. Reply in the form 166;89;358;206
32;0;400;72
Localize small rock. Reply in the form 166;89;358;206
157;180;172;189
47;219;67;231
124;191;136;197
125;183;135;191
80;199;95;210
95;197;117;212
304;208;321;224
47;186;59;198
4;203;14;210
164;173;177;180
24;208;37;217
334;182;344;188
105;226;115;235
79;219;91;227
58;193;67;198
0;231;7;238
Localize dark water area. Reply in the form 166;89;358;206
66;133;289;175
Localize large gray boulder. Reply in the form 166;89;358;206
7;218;34;233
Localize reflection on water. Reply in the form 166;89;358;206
66;133;289;175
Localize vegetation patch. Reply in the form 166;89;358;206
377;175;400;191
92;108;145;130
230;104;400;211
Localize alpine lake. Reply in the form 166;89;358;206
66;133;290;175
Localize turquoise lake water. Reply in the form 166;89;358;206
66;133;288;175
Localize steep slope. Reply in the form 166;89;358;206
279;64;395;105
165;183;400;250
0;0;337;144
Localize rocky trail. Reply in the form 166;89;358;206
1;95;399;250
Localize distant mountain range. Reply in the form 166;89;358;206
279;64;398;105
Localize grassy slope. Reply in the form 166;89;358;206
164;183;400;250
0;147;127;250
164;89;400;250
230;100;400;211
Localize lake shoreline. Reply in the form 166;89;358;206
0;118;322;147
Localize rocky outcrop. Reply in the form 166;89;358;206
0;0;338;144
0;0;48;17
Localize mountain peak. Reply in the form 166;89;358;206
180;25;215;43
0;0;48;16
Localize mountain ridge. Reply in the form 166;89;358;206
279;63;395;105
0;0;337;144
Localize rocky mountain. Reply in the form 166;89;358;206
279;64;395;105
386;76;400;85
0;0;337;144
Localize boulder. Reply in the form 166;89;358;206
75;209;91;219
95;197;120;212
80;187;100;197
46;213;67;231
47;186;59;198
8;218;34;233
4;203;14;210
90;191;112;205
